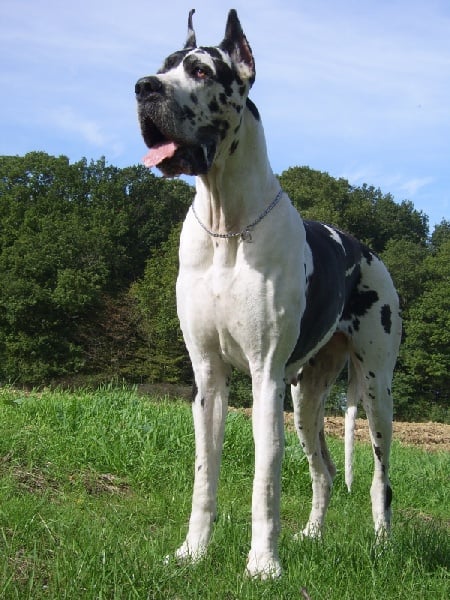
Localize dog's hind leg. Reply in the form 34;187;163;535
348;282;401;538
350;350;395;538
292;333;348;538
174;356;231;563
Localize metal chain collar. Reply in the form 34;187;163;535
191;189;283;242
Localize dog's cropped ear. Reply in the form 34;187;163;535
219;9;255;86
184;9;197;49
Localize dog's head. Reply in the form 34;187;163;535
135;9;255;177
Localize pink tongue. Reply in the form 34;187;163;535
142;141;178;168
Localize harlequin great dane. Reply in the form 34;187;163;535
135;9;402;578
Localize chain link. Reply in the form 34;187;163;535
191;189;283;242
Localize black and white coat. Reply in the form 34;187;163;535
136;9;402;579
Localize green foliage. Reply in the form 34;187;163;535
381;238;428;309
394;240;450;421
430;218;450;250
131;225;192;383
0;152;192;384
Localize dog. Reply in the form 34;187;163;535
135;9;402;579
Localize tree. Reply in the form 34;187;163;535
0;152;193;383
430;219;450;251
131;225;191;383
381;238;428;309
394;240;450;421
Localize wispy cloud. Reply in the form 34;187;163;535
44;106;124;157
49;107;108;147
397;177;435;198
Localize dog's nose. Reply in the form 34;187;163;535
135;76;164;101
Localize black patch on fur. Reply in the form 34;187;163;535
229;139;239;155
201;46;222;61
208;98;220;112
191;380;198;402
182;105;196;121
361;244;377;264
374;445;382;462
287;222;364;365
212;56;236;96
158;49;190;73
246;98;260;120
190;93;199;104
385;484;393;510
380;304;392;334
211;119;230;140
341;276;379;323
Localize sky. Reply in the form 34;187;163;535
1;0;449;230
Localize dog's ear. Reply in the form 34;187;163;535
219;9;255;86
184;9;197;49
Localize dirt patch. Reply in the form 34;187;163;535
323;416;450;452
283;413;450;452
82;472;132;496
228;408;450;452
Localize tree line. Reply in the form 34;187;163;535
0;152;448;422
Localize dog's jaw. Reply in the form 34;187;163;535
137;105;217;177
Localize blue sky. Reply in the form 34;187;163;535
1;0;449;229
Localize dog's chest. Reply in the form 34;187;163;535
177;223;306;371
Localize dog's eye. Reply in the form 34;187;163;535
193;66;208;80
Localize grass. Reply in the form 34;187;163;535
0;385;448;599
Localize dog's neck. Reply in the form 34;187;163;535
194;103;280;236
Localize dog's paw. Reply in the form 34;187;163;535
294;522;323;541
164;541;206;566
245;552;282;580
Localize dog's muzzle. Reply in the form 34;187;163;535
135;76;216;177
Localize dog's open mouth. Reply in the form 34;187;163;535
141;119;179;169
140;117;215;177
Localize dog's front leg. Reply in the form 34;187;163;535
175;360;230;563
246;373;285;579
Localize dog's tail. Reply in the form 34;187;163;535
344;401;357;492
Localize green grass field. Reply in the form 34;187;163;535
0;386;448;599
